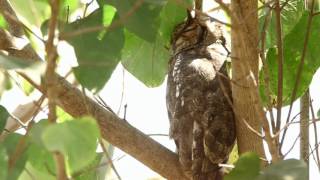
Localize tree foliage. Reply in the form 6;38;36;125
0;0;319;179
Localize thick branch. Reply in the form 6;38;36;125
2;0;186;178
19;72;186;180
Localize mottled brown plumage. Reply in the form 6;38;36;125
166;11;236;180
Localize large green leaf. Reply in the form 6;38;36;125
29;119;50;147
27;120;56;176
120;0;191;87
0;105;9;134
259;0;305;48
108;0;164;42
41;117;100;173
18;162;55;180
65;7;124;91
10;0;78;27
260;12;320;105
2;133;29;180
26;143;55;176
74;153;104;180
10;0;50;27
225;152;260;180
121;30;169;87
257;159;307;180
0;144;8;180
159;0;191;45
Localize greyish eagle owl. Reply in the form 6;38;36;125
166;11;236;180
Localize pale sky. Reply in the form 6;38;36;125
1;0;319;179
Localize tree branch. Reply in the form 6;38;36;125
300;89;309;179
18;72;187;180
1;0;186;178
0;0;24;36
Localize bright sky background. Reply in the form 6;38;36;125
1;0;320;179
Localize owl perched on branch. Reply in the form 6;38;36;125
166;11;236;180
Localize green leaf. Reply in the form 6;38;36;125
0;54;38;69
2;134;28;180
257;159;307;180
0;144;8;180
42;117;100;173
317;108;320;118
10;0;50;26
260;12;320;105
59;0;79;21
121;30;169;87
27;120;56;177
259;0;305;48
18;162;55;180
21;78;34;96
108;0;163;42
57;107;73;123
25;144;55;177
74;153;104;180
102;5;116;26
10;0;78;27
225;152;260;180
29;119;50;147
0;71;13;94
0;15;7;29
159;0;190;45
0;105;9;133
119;0;190;86
65;8;124;91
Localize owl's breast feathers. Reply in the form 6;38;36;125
166;12;235;180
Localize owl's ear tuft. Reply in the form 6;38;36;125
186;9;193;21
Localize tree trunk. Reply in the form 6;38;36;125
230;0;265;158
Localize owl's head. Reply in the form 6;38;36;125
171;10;224;55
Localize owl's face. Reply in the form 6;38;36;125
171;11;222;55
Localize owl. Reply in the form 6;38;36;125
166;11;236;180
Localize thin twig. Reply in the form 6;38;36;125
259;6;276;134
283;134;300;158
99;140;122;180
309;143;320;171
116;67;125;115
214;0;232;17
274;112;301;138
59;0;145;39
310;96;320;167
82;0;94;18
2;11;45;42
72;154;126;178
46;0;68;179
309;142;320;171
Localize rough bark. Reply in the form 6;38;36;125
230;0;265;158
27;73;187;180
300;89;309;179
0;0;187;178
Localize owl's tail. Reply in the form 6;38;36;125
192;158;224;180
